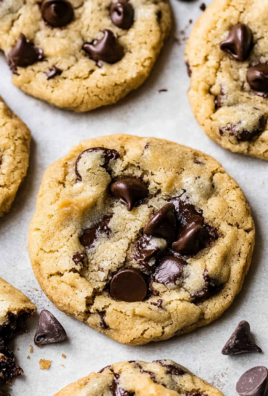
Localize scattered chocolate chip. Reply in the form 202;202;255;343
34;310;67;346
186;61;192;77
72;252;85;265
83;30;124;64
219;115;266;142
75;147;119;181
110;0;134;30
41;0;74;27
7;33;43;73
154;360;185;376
110;178;148;211
220;23;253;61
150;299;163;308
144;203;177;242
110;373;131;396
152;256;186;287
247;64;268;94
200;3;206;11
45;66;62;79
110;269;147;302
191;269;222;303
97;310;109;329
236;366;268;396
222;320;262;356
134;235;160;270
79;216;111;249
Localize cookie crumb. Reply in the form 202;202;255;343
200;3;206;11
30;345;33;353
34;288;38;291
27;356;30;360
39;359;51;370
62;354;66;359
17;348;20;351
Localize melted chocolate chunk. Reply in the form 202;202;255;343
75;147;119;181
110;178;149;211
186;61;192;77
7;34;43;73
110;269;147;302
154;360;185;376
236;366;268;396
134;235;160;270
247;64;268;94
110;0;134;30
34;310;67;346
191;270;222;304
220;23;253;61
219;115;266;142
83;30;124;64
0;310;33;342
0;339;23;384
79;216;111;249
97;310;109;329
150;299;163;308
41;0;74;27
72;252;85;265
134;362;156;382
144;203;177;242
152;256;186;287
110;373;132;396
45;66;62;79
222;320;262;356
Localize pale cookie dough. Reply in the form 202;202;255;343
54;360;224;396
29;134;255;345
0;96;31;217
0;277;36;384
0;0;171;112
186;0;268;160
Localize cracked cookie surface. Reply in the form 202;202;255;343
28;134;255;345
186;0;268;160
0;96;31;217
0;0;171;112
54;360;224;396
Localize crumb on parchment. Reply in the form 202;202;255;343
39;359;51;370
30;345;33;353
62;354;66;359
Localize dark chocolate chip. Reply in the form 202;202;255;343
72;252;85;264
134;235;160;270
152;256;186;287
134;362;156;382
154;360;185;376
45;66;62;79
97;310;109;329
219;115;266;142
200;3;206;11
150;299;163;308
110;269;147;302
83;30;124;64
247;64;268;94
110;373;131;396
7;33;43;73
110;0;134;30
0;340;23;384
220;23;253;61
191;269;222;303
172;219;208;255
110;178;148;211
144;203;177;242
186;61;192;77
75;147;119;181
34;310;67;346
41;0;74;27
236;366;268;396
79;216;111;249
222;320;262;356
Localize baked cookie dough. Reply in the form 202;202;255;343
29;134;255;345
0;277;36;384
0;0;171;112
186;0;268;160
0;96;31;217
54;360;224;396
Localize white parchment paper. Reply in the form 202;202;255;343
0;0;267;395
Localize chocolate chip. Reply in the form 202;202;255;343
200;3;206;11
41;0;74;27
222;320;262;356
172;219;208;255
154;360;185;376
247;64;268;94
83;30;124;64
186;61;192;77
236;367;268;396
134;235;160;270
110;178;148;211
97;310;109;329
7;33;43;73
191;269;222;303
79;216;111;249
110;269;147;302
0;340;23;383
150;299;163;308
220;23;253;61
152;256;186;287
45;66;62;79
134;362;156;382
110;0;134;30
144;203;177;242
110;373;131;396
75;147;119;181
219;115;266;142
34;310;67;346
72;252;85;264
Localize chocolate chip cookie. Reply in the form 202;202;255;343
0;97;31;217
186;0;268;160
0;0;171;112
28;134;255;345
54;360;224;396
0;277;36;384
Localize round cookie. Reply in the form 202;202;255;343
28;134;255;345
54;360;224;396
186;0;268;160
0;96;31;217
0;0;171;112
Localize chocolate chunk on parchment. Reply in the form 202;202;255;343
222;320;262;355
34;310;67;346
